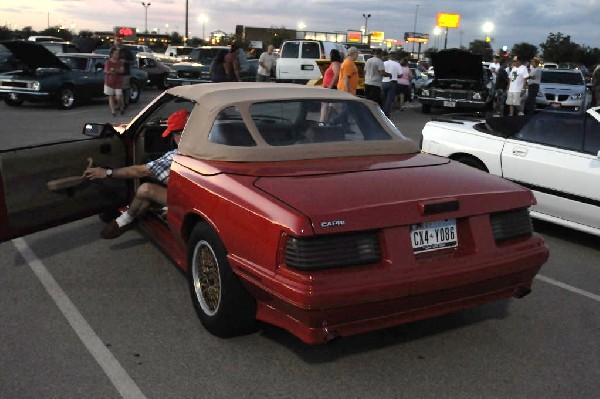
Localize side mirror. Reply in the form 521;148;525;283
82;122;117;138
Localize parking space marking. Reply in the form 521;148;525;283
536;274;600;302
12;238;147;399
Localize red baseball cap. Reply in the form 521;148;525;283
162;109;190;137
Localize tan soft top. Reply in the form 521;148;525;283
168;83;418;162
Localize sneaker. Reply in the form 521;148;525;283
100;220;135;239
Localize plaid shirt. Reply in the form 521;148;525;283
146;150;177;184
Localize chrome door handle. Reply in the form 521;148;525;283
512;148;528;157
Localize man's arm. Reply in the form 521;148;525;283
83;164;152;180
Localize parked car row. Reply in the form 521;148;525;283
0;41;147;109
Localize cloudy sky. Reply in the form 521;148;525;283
1;0;599;51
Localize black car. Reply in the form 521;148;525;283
167;46;257;86
0;41;147;109
419;49;494;113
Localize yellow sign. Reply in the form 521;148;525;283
436;13;461;28
370;31;384;42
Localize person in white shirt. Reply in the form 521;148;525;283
506;56;529;116
490;55;501;85
256;45;277;82
381;54;403;116
363;49;390;106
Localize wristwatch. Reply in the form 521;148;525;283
105;168;113;178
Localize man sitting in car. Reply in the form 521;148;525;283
83;109;189;239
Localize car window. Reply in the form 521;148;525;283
58;56;89;71
281;42;299;58
249;100;394;145
301;42;321;59
541;71;584;85
208;106;256;147
583;115;600;154
516;114;584;151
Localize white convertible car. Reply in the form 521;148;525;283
421;108;600;236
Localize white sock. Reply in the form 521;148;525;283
115;210;135;227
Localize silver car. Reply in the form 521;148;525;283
535;69;590;113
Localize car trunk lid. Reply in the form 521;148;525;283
251;154;533;233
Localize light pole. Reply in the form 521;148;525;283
141;2;151;33
412;4;419;54
362;13;371;45
433;26;442;49
47;7;51;29
198;15;209;41
185;0;189;43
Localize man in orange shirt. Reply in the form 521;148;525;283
337;47;359;94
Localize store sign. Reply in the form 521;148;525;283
404;32;429;43
370;31;384;42
347;30;362;43
114;26;137;40
436;13;460;28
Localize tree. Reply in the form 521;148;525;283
511;42;537;61
540;32;580;63
468;39;493;60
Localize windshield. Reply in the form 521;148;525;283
58;56;88;70
541;71;584;85
189;48;223;63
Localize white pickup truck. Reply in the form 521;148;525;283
155;45;194;64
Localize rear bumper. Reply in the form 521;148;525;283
235;235;548;344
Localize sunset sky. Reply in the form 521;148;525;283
1;0;599;50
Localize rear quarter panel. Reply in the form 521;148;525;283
421;122;506;175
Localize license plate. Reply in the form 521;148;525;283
443;101;456;107
550;102;561;108
410;219;457;253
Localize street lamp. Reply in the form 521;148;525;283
362;13;371;45
141;2;151;34
47;7;51;29
412;4;419;54
482;21;494;41
433;26;442;49
197;15;209;41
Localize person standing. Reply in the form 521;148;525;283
395;57;412;111
490;55;501;86
210;49;228;82
507;56;529;116
381;53;402;117
494;58;510;115
337;47;359;95
524;57;542;114
224;43;242;82
593;64;600;107
363;49;389;106
256;45;277;82
112;37;133;111
318;49;342;125
104;47;124;116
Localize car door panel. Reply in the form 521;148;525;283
501;139;600;231
0;136;129;242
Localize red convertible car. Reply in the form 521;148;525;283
0;83;549;344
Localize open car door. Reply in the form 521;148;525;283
0;128;129;242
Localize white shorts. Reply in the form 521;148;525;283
506;92;523;106
104;85;122;96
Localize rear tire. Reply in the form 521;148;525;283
128;80;141;103
57;86;76;109
187;223;257;337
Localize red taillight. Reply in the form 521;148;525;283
320;47;326;59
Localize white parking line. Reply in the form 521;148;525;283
536;274;600;302
12;238;147;399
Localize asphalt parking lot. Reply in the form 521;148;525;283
0;88;598;399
